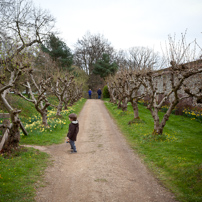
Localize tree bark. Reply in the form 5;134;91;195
151;108;162;135
41;111;48;127
0;89;22;151
56;101;63;116
117;99;122;109
131;100;139;119
2;112;21;152
64;103;68;110
121;98;128;111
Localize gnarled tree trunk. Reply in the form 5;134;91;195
56;100;63;116
121;97;128;111
41;110;48;127
132;100;139;119
3;114;21;152
0;92;22;152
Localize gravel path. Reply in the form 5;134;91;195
34;99;177;202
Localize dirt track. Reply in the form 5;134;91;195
34;99;176;202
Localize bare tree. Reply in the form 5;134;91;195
114;49;129;70
68;82;83;106
124;71;146;122
0;54;30;151
143;34;202;135
0;0;55;151
50;75;74;116
74;32;115;89
127;47;163;71
0;0;55;64
117;74;128;111
107;76;117;104
107;70;145;122
74;32;114;74
107;47;160;120
15;70;51;126
107;72;128;111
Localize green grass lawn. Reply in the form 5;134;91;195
104;100;202;202
0;95;86;201
0;147;49;202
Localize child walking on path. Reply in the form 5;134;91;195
67;113;79;153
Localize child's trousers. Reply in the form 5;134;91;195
69;139;77;152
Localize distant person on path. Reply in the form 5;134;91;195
97;88;102;99
88;89;92;99
67;113;79;153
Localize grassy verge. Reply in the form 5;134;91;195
0;147;49;202
0;96;87;201
104;99;202;202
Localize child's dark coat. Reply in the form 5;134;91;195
67;120;79;141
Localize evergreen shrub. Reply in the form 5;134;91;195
103;85;110;98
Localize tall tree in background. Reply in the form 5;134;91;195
74;32;114;74
0;0;55;64
127;47;163;70
74;32;115;89
93;53;118;80
41;33;73;71
114;49;129;70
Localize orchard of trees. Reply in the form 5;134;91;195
0;0;83;152
0;0;202;152
107;36;202;135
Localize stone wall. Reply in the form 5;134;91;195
138;60;202;109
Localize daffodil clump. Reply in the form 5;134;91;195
138;99;148;106
138;99;145;105
160;105;177;114
183;108;202;122
141;132;178;143
138;99;202;122
117;110;133;116
21;107;75;135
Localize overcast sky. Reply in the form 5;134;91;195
33;0;202;54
